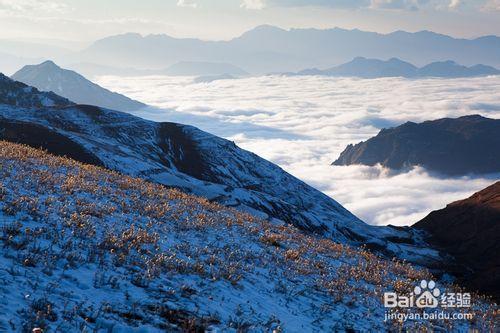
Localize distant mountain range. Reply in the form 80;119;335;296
415;181;500;301
295;57;500;78
11;60;146;112
333;115;500;175
0;26;498;76
418;61;499;78
70;26;500;74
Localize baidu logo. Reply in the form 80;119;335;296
384;280;470;309
414;280;440;308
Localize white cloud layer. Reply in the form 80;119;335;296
241;0;470;11
448;0;461;9
241;0;266;9
177;0;198;8
370;0;419;11
0;0;68;13
483;0;500;11
96;74;500;226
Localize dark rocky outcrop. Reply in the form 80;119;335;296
0;120;104;166
414;182;500;301
333;115;500;175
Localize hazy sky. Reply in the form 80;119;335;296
0;0;499;44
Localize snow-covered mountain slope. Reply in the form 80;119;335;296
0;141;497;332
0;73;71;108
11;61;146;112
0;74;441;269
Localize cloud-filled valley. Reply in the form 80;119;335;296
96;74;500;226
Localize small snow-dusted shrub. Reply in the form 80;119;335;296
20;298;57;333
259;231;284;247
0;182;5;200
2;221;22;239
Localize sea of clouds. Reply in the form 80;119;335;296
96;74;500;226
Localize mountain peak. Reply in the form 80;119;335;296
319;57;418;78
11;61;146;112
252;24;285;32
458;114;486;120
352;56;368;61
388;57;404;62
39;59;59;68
238;25;287;38
99;32;143;41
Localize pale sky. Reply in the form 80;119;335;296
0;0;499;44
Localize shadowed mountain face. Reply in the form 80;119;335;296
74;26;500;74
413;182;500;301
297;57;500;78
333;115;500;175
11;61;146;112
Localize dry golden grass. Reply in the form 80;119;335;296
0;140;497;331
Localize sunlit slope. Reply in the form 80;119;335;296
0;141;497;332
